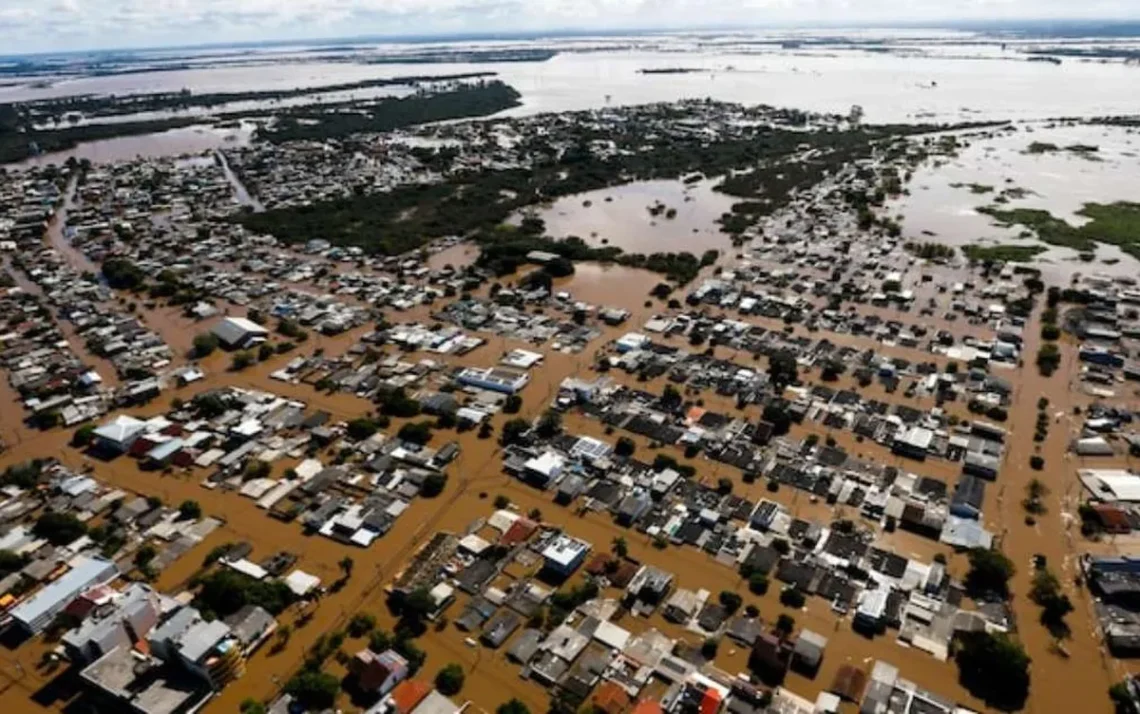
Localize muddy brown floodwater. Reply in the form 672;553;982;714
0;255;1121;714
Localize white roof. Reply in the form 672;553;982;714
211;316;268;345
284;569;321;596
458;534;491;555
1084;469;1140;501
226;558;268;580
93;415;146;443
524;451;565;478
591;619;631;651
542;535;589;567
488;509;520;533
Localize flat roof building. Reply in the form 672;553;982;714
11;556;118;635
456;366;530;394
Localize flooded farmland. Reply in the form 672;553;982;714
891;122;1140;284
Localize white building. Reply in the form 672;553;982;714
211;316;269;349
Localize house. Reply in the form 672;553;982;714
481;609;520;648
663;588;701;624
541;535;590;577
351;649;408;695
854;584;890;634
950;476;986;519
791;629;828;676
749;633;792;682
624;565;673;611
92;415;147;454
507;628;543;664
523;451;566;487
211;317;269;349
892;426;934;460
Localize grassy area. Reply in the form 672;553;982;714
977;202;1140;258
962;244;1048;263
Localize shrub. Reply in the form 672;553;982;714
1030;455;1044;470
749;573;769;595
435;663;465;695
779;588;805;609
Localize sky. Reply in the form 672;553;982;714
2;0;1137;54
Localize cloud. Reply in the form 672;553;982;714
0;0;1136;53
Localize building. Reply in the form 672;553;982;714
892;426;934;461
210;317;269;350
92;415;148;454
541;535;591;577
522;451;566;487
62;583;162;664
11;556;118;635
456;366;530;394
350;649;409;695
854;585;890;634
950;475;986;519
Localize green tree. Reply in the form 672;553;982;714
503;395;523;414
500;418;530;446
611;537;628;558
435;663;465;695
347;418;379;441
231;350;255;371
497;700;531;714
348;612;376;637
72;424;97;448
776;613;796;637
134;544;157;569
748;573;769;595
284;671;340;710
339;556;355;579
178;500;202;520
421;472;447;498
768;350;798;388
535;409;561;438
192;332;219;358
965;548;1016;599
718;591;742;614
33;512;86;545
398;421;433;445
954;632;1030;710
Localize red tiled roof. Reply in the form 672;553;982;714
389;679;431;714
593;682;631;714
500;518;538;546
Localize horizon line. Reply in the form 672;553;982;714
5;17;1140;59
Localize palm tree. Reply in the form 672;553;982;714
611;536;628;559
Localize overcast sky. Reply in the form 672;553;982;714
2;0;1136;55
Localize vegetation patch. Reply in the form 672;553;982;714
961;243;1047;263
977;202;1140;259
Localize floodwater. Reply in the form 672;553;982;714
7;41;1140;126
528;179;737;254
7;33;1140;171
7;123;256;169
0;257;1124;714
891;122;1140;284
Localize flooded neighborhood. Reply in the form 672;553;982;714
2;22;1140;714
